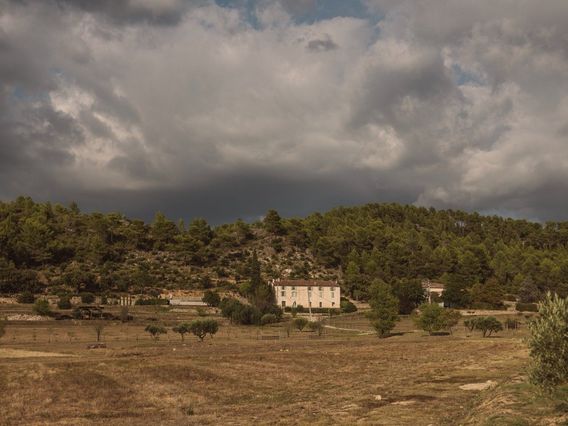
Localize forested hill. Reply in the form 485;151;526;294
1;196;567;306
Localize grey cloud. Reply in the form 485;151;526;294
306;36;338;52
1;0;568;223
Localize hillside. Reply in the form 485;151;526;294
1;197;568;305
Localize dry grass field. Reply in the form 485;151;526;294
0;305;566;426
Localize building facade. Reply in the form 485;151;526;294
270;279;340;309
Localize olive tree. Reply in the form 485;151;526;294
189;319;219;341
474;316;503;337
413;303;461;335
528;292;568;392
172;323;191;341
293;317;308;332
145;324;167;340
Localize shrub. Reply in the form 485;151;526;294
145;324;167;340
528;292;568;392
80;292;95;304
17;291;36;304
413;304;461;335
293;317;308;331
57;296;73;310
505;318;520;330
202;290;221;307
340;299;357;313
261;313;278;325
474;316;503;337
307;321;324;336
33;299;51;316
464;318;479;332
516;302;538;312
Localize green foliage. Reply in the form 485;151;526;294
264;209;285;235
145;324;167;340
189;319;219;341
80;292;95;304
516;302;539;312
202;290;221;307
17;291;35;304
528;293;568;392
219;297;262;325
519;278;540;303
57;296;73;309
260;313;278;325
293;317;308;331
33;299;51;316
368;280;399;338
340;299;357;313
470;277;505;309
307;321;324;336
473;316;503;337
413;303;461;335
172;322;191;340
391;278;425;314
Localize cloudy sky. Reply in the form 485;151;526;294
1;0;568;223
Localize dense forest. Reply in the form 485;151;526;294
1;196;567;308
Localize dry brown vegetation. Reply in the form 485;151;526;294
0;305;566;425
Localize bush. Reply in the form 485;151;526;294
340;299;357;313
293;317;308;331
80;292;96;304
368;280;399;338
516;302;538;312
17;291;35;304
202;290;221;307
528;292;568;392
57;296;73;310
261;313;278;325
413;303;461;335
33;299;51;316
307;321;324;336
474;316;503;337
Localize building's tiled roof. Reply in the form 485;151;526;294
422;281;445;289
272;279;337;288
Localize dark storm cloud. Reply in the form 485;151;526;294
1;0;568;223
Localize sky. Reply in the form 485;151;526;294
1;0;568;224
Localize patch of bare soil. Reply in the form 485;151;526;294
0;348;73;358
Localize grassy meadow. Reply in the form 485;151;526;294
0;305;566;425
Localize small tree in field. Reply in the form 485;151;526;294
172;323;191;341
474;316;503;337
293;317;308;332
413;303;460;335
368;280;399;338
145;324;167;340
94;323;105;342
189;319;219;341
528;292;568;392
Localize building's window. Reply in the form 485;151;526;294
282;301;286;307
292;291;296;298
281;286;286;291
332;302;335;307
331;292;334;298
319;291;323;298
331;286;335;291
291;286;296;290
308;286;312;290
309;302;312;307
319;302;322;308
318;286;322;291
281;291;286;297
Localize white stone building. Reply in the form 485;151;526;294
270;279;340;309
